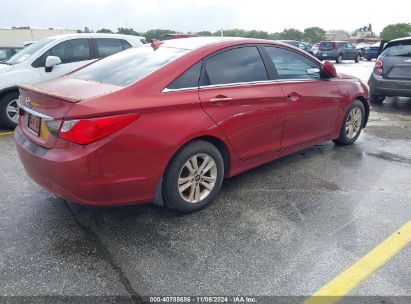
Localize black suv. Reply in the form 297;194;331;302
368;37;411;104
317;41;361;63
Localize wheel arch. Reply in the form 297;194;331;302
0;86;19;100
153;134;232;207
354;95;370;127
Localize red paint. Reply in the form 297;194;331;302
15;39;370;206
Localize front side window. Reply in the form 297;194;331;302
48;39;91;63
33;39;91;67
96;38;124;58
71;46;188;87
264;46;321;80
203;46;268;86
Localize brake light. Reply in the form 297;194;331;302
59;113;140;144
374;59;383;76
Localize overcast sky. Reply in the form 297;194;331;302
1;0;410;34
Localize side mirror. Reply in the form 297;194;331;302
322;60;337;78
45;56;61;72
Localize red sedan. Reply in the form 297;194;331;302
15;37;370;213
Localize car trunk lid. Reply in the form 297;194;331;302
18;77;123;149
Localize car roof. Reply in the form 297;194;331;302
46;33;146;40
161;36;263;50
388;36;411;43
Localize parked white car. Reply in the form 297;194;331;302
0;33;145;128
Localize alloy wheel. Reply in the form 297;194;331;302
6;99;19;124
178;153;217;204
345;107;362;139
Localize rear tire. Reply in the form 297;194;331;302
370;94;385;104
333;100;365;145
336;55;343;64
0;91;19;129
163;140;224;213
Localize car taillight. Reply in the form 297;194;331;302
374;59;383;76
59;113;140;144
331;42;337;50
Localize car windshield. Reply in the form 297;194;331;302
71;45;189;86
6;38;54;65
383;42;411;57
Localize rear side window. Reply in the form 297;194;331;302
167;61;201;90
95;38;124;58
383;41;411;57
203;46;268;86
264;46;321;80
71;46;188;87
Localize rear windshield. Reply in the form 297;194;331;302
382;41;411;57
320;42;334;51
71;45;188;86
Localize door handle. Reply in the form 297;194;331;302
209;95;233;104
287;92;302;102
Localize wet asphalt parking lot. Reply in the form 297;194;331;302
0;60;410;303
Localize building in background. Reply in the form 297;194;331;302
324;30;350;41
0;28;77;46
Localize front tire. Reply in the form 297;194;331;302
355;55;360;63
163;140;224;213
0;91;20;129
370;94;385;104
333;100;365;145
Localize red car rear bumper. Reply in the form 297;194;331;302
15;126;161;206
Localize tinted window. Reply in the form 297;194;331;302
319;42;335;51
264;46;321;80
167;61;201;90
96;38;124;57
122;40;132;49
204;47;268;85
48;39;91;64
71;46;188;87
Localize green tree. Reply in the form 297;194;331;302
116;27;141;36
380;23;411;41
277;28;303;40
196;31;212;36
144;29;176;40
96;28;113;33
268;32;279;40
303;27;326;43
